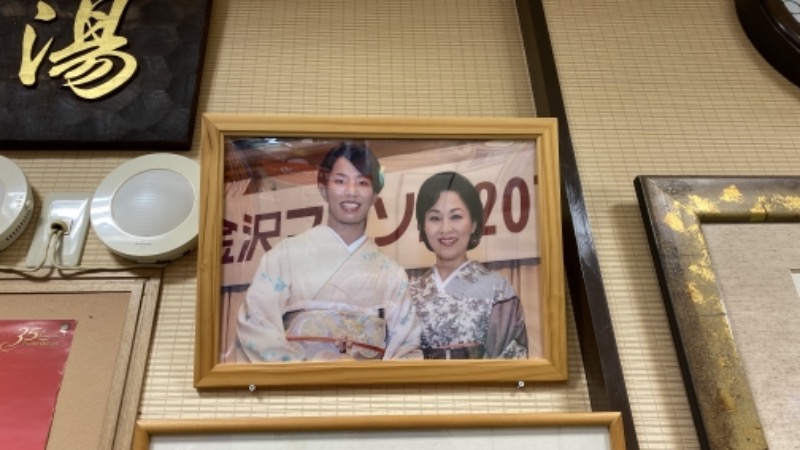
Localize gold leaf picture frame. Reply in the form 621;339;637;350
635;175;800;449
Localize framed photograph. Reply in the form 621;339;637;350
133;412;626;450
634;176;800;450
195;114;564;388
0;270;162;450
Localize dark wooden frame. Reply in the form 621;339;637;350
736;0;800;88
516;2;639;449
634;175;800;449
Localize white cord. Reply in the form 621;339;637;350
0;229;168;276
0;228;59;273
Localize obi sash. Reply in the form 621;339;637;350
283;309;387;360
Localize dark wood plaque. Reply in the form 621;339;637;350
0;0;212;150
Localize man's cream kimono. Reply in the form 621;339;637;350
235;226;422;362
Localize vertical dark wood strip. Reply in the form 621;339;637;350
515;1;639;449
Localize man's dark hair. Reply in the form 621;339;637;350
317;142;383;194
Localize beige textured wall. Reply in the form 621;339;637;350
542;0;800;449
2;0;799;448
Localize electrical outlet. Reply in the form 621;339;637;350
26;193;91;268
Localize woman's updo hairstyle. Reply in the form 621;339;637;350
415;171;483;251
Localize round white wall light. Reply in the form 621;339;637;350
91;153;200;263
0;156;34;252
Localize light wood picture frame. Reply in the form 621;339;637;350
634;176;800;450
196;114;564;388
133;412;625;450
0;269;162;450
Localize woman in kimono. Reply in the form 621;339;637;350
409;171;528;359
235;142;422;362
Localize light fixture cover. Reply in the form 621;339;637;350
90;153;200;262
0;156;34;251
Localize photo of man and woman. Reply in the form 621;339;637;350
219;137;542;364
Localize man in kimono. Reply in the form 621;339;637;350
235;142;422;362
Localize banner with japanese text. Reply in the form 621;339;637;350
222;141;538;288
